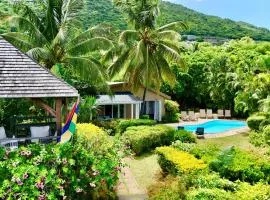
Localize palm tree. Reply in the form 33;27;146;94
109;0;187;115
1;0;112;85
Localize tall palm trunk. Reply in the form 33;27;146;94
140;45;149;116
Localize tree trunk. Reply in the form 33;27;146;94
140;87;147;116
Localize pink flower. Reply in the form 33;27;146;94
23;173;28;179
38;194;46;200
62;158;68;165
16;179;23;186
35;182;45;190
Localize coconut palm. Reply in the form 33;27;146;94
1;0;112;85
109;0;187;114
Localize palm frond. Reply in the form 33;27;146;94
1;32;34;52
158;43;184;67
158;30;181;42
119;30;140;45
67;37;113;56
157;21;188;32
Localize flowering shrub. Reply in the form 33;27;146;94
156;147;207;175
234;182;270;200
186;188;233;200
0;136;122;199
122;125;175;155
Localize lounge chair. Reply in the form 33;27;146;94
225;110;231;118
0;127;18;149
188;111;196;121
206;109;213;119
181;111;189;121
217;109;224;118
200;109;206;118
30;126;50;143
196;127;205;139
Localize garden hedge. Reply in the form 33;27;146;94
247;115;266;131
117;119;156;134
174;130;196;143
156;147;207;175
122;125;174;155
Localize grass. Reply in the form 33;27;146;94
125;152;161;190
198;132;252;150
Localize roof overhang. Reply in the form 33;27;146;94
96;94;142;105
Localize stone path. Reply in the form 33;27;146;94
117;165;148;200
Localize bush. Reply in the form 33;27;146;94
263;125;270;145
140;114;150;119
259;118;270;131
186;188;233;200
0;137;122;199
247;115;266;130
122;125;175;155
91;120;120;135
249;130;266;147
156;147;207;175
184;172;236;192
209;147;270;183
163;100;180;123
172;141;220;163
174;130;196;143
234;182;270;200
117;119;156;134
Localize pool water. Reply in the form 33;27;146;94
183;120;247;134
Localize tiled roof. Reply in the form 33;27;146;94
96;94;142;105
0;36;78;98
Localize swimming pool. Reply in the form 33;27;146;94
183;120;247;134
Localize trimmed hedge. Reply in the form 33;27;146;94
117;119;156;134
174;130;196;143
247;115;266;130
209;147;270;184
156;147;207;175
122;125;174;155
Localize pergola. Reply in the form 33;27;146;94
0;36;78;135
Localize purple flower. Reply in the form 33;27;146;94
16;179;23;186
38;194;46;200
35;182;45;190
62;158;68;165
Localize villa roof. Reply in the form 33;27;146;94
96;94;142;105
0;37;78;98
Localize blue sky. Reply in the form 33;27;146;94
167;0;270;29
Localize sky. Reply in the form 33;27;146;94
167;0;270;29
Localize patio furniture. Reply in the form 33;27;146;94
177;126;184;130
181;111;189;121
225;110;231;118
206;109;213;119
200;109;206;118
30;126;50;143
196;127;204;139
213;114;218;119
0;127;18;149
217;109;224;118
188;111;197;121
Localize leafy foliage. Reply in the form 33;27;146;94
173;130;196;143
247;114;266;131
122;125;175;155
163;100;180;123
117;119;156;134
156;146;207;175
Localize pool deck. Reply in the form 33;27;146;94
165;119;250;139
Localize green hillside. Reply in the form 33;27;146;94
83;0;270;41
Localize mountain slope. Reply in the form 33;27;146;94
83;0;270;41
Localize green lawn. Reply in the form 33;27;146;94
126;132;266;192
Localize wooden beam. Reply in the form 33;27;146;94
55;98;63;136
31;98;56;117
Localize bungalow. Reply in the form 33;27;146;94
96;82;170;121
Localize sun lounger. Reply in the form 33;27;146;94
206;109;213;119
30;126;50;143
217;109;224;118
225;110;231;118
181;111;189;121
200;109;206;118
188;111;197;121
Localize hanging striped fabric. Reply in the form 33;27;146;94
59;99;79;144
